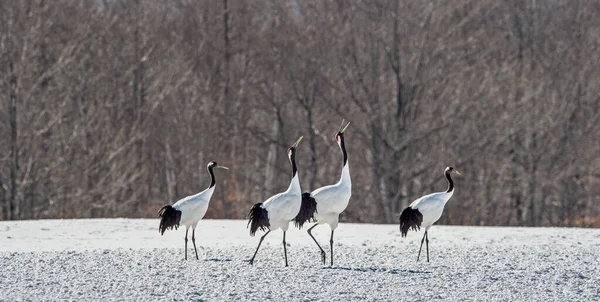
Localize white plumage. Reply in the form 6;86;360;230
261;173;302;232
399;166;460;262
408;190;453;231
311;164;351;229
158;161;228;260
172;186;216;229
304;120;351;266
247;136;303;267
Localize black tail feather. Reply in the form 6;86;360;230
247;203;270;236
294;193;317;229
158;205;182;235
399;207;423;237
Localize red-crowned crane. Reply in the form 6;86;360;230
399;166;461;262
158;160;229;260
247;136;303;267
294;120;351;266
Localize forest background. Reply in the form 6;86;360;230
1;0;599;227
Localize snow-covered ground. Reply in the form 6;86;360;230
0;219;598;301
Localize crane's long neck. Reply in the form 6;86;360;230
208;166;216;189
339;163;351;186
339;138;350;185
340;137;348;167
445;171;454;193
288;151;301;193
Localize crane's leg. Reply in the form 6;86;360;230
283;231;288;267
425;231;430;262
249;230;270;265
329;230;335;266
191;229;199;260
307;223;326;264
184;228;189;260
417;231;426;262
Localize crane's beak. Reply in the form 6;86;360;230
454;170;461;176
291;136;303;148
217;165;229;170
341;121;350;133
337;119;351;134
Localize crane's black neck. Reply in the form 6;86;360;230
339;135;348;166
445;170;454;193
208;165;216;188
289;148;298;177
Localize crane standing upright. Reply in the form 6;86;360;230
247;136;304;267
399;166;460;262
294;120;351;266
158;161;229;260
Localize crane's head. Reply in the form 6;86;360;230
287;136;303;160
335;119;350;147
445;166;461;175
208;160;229;170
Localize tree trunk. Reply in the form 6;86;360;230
9;61;20;220
0;174;7;220
133;22;147;217
264;118;280;193
306;108;318;190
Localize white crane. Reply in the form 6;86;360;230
399;166;460;262
247;136;303;267
158;161;229;260
294;120;351;266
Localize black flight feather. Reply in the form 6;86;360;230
399;207;423;237
247;203;270;236
293;193;317;229
158;205;182;235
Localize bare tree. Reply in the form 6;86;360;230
0;0;598;227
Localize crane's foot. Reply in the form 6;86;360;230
320;251;326;264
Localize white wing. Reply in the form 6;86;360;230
263;191;302;222
173;187;215;226
312;183;351;215
410;191;452;228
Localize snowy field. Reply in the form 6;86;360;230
0;219;598;301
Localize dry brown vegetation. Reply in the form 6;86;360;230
1;0;599;226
